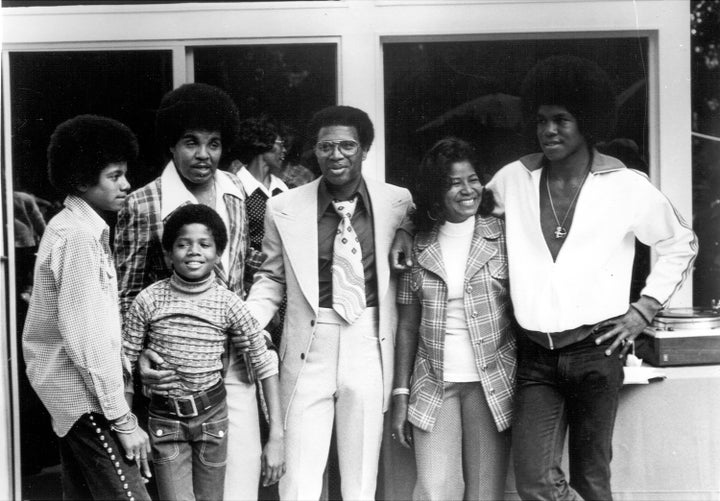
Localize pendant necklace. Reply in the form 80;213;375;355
545;164;591;239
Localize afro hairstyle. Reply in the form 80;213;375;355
520;55;617;147
161;203;228;256
235;117;284;164
155;83;240;155
306;105;374;150
47;114;138;196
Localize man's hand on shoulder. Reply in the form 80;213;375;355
390;228;414;273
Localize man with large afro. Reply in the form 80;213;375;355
488;55;696;500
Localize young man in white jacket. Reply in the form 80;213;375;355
488;55;697;501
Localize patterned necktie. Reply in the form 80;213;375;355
331;197;366;324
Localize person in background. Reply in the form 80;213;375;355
488;55;697;500
278;127;317;189
391;137;516;501
115;82;270;501
245;105;414;500
233;116;289;297
22;114;151;500
123;204;284;501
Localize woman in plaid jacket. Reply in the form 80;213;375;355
391;137;517;501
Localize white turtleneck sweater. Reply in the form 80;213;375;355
438;217;481;382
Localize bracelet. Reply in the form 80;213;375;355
391;387;410;397
110;412;138;435
629;303;653;325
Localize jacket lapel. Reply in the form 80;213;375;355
272;180;320;311
464;216;502;281
220;191;244;290
416;226;448;284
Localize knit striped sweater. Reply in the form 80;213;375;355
123;271;277;397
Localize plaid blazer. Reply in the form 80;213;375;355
397;215;517;432
115;170;255;317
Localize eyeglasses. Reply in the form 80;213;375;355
314;140;360;157
274;139;285;147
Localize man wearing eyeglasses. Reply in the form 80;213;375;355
246;105;414;500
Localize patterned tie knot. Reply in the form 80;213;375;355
331;196;358;220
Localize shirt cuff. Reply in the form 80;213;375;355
631;295;663;325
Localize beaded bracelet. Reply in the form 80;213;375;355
110;412;138;434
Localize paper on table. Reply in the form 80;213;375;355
623;366;667;384
623;352;667;384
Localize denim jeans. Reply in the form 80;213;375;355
59;413;151;501
149;399;229;501
512;331;624;501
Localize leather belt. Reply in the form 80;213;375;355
150;381;226;418
519;324;597;350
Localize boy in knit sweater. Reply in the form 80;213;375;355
123;204;284;501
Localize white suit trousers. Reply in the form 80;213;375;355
223;351;262;501
279;307;384;501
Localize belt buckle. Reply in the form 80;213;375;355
173;395;198;418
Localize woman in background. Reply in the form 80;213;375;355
391;137;516;501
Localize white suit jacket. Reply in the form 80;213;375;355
246;176;413;427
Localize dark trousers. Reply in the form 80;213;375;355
512;332;624;501
59;413;151;501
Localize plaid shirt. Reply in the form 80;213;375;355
398;215;516;432
115;166;260;316
22;196;130;437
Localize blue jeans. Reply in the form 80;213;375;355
149;399;229;501
59;413;151;501
512;331;624;501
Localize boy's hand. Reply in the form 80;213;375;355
116;423;152;478
261;435;286;486
138;349;179;392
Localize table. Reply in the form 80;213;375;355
379;365;720;500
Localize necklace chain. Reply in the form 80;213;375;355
545;166;590;239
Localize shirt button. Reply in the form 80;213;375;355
219;430;225;438
156;429;163;437
482;365;488;371
466;285;473;293
489;388;495;394
472;312;479;318
301;353;306;360
310;320;315;327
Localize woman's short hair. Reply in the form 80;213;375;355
47;114;138;196
161;204;228;256
520;55;616;146
306;105;374;150
155;83;240;153
235;117;283;164
413;137;495;232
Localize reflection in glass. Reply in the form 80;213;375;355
194;43;337;176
